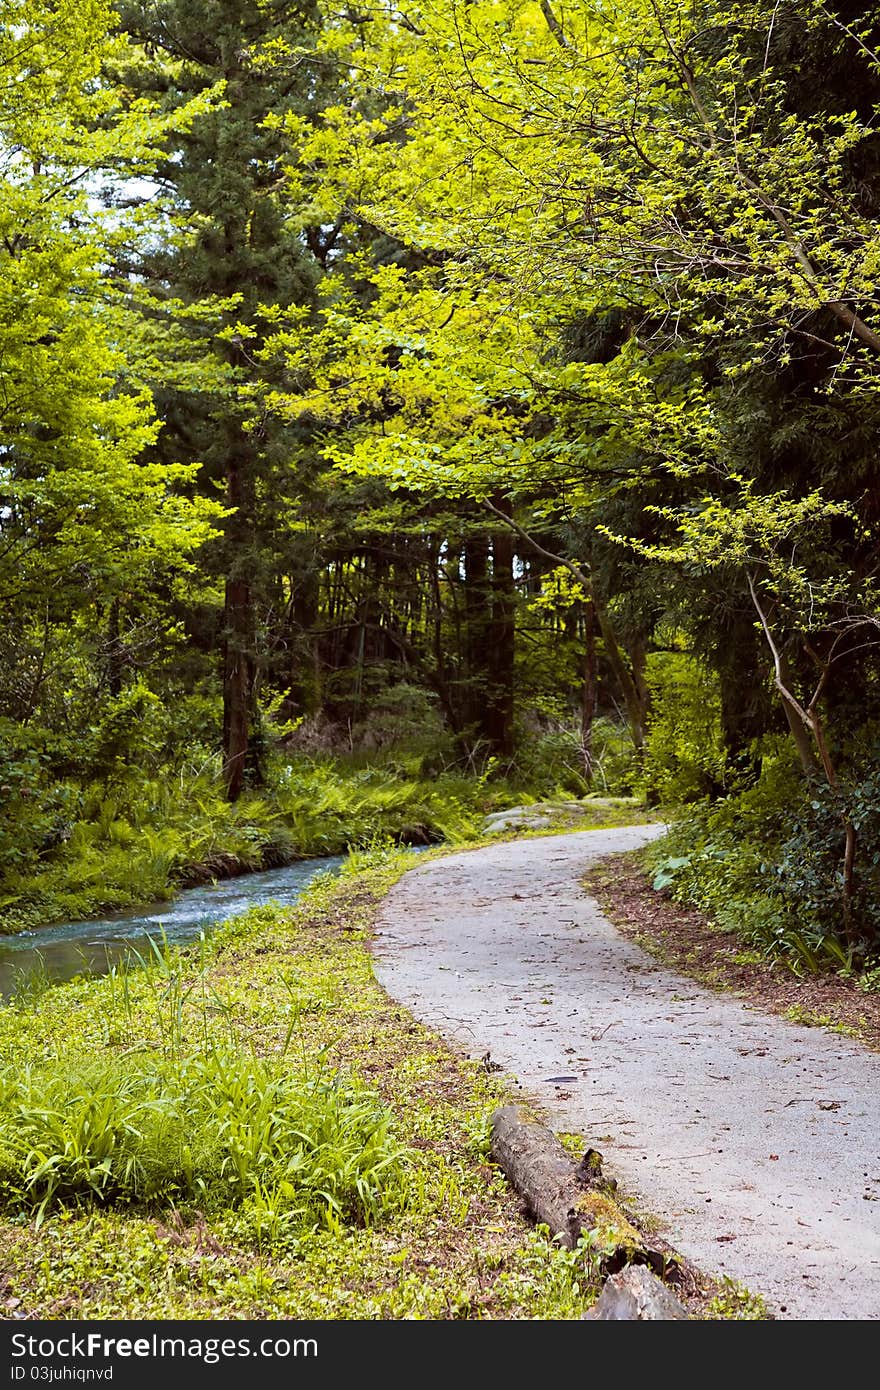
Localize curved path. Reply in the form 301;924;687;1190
373;828;880;1320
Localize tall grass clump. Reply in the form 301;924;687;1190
0;1050;408;1229
0;922;410;1231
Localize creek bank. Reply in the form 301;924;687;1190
0;855;345;997
0;824;441;939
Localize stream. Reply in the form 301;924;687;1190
0;856;346;999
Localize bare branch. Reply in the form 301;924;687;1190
746;572;810;729
483;499;590;588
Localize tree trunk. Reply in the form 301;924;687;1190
780;694;820;777
222;574;252;801
490;1106;593;1250
281;570;321;720
747;577;857;945
485;518;516;759
581;596;598;782
718;617;767;781
594;595;648;752
464;527;490;746
222;450;256;802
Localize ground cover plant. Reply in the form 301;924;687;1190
0;851;612;1320
0;846;764;1320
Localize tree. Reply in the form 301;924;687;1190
0;0;219;724
115;0;330;798
266;1;880;941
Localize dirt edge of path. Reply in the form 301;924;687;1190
584;851;880;1052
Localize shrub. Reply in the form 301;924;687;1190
646;739;880;968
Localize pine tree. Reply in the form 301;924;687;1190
115;0;328;798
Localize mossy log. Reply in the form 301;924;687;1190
490;1105;668;1277
491;1104;589;1248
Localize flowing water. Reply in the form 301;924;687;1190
0;856;345;999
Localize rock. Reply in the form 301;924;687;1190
583;1266;691;1320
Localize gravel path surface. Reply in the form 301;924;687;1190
373;828;880;1320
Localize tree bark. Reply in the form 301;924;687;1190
464;527;490;744
594;596;648;753
222;449;256;802
485;516;516;759
581;597;598;782
491;1106;593;1249
281;570;321;720
748;575;859;944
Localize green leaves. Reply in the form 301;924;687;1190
0;1051;409;1228
0;0;223;621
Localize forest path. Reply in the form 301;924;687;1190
373;828;880;1320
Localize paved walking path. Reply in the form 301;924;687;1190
373;828;880;1319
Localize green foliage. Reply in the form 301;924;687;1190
0;1052;407;1229
706;1277;772;1321
642;654;728;804
0;768;281;932
0;872;598;1319
5;0;880;975
647;739;880;968
268;756;488;854
502;717;642;798
0;748;520;932
0;0;221;623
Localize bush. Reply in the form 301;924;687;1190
503;716;643;798
646;738;880;969
641;653;727;804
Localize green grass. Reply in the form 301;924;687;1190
0;757;517;935
0;852;602;1319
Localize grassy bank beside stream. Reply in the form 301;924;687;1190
0;848;603;1320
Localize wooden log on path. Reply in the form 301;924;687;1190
491;1104;692;1319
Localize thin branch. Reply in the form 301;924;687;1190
483;499;590;588
746;571;810;728
539;1;572;51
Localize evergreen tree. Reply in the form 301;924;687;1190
116;0;328;798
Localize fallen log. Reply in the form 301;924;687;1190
490;1105;668;1273
582;1265;690;1320
491;1104;588;1248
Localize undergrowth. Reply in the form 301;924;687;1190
646;739;880;976
0;856;601;1319
0;755;506;935
0;720;653;936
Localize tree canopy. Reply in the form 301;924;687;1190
3;0;880;963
